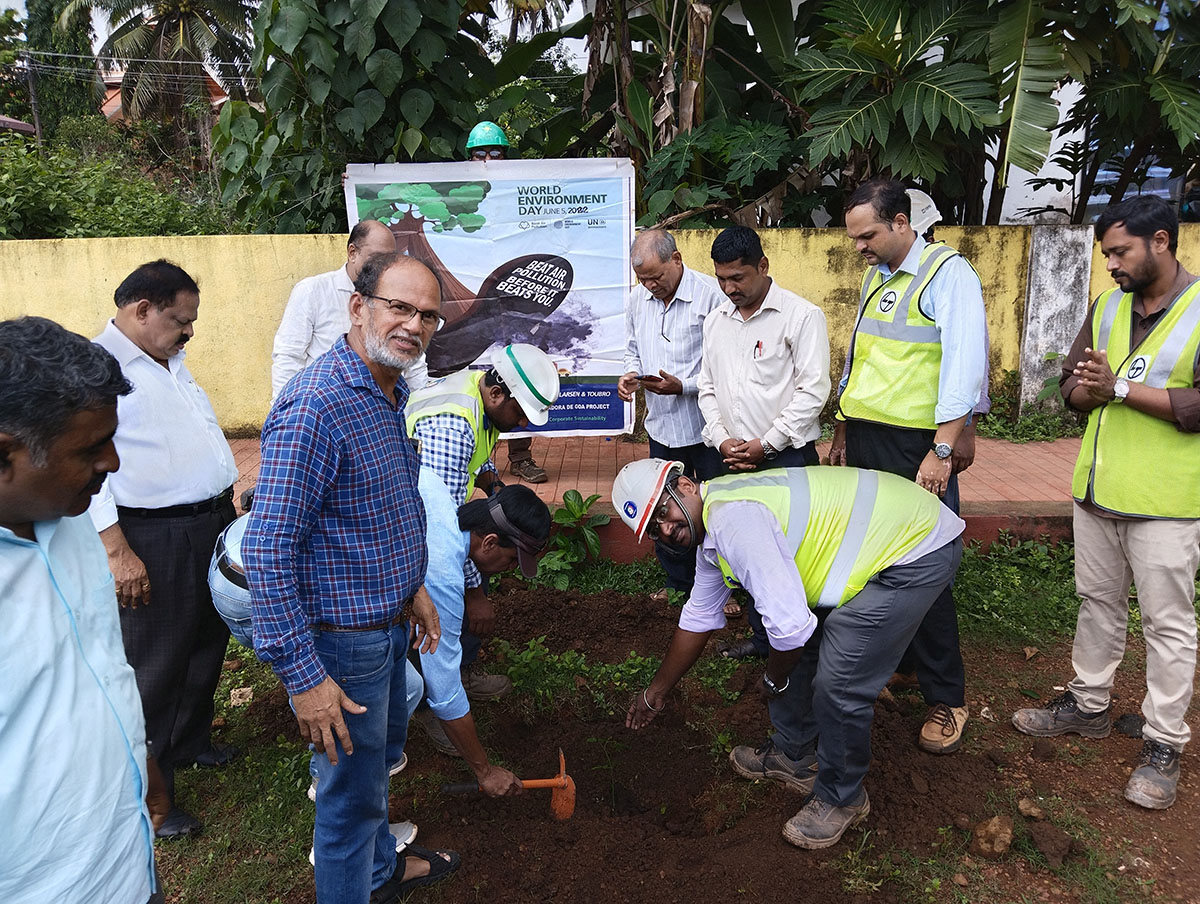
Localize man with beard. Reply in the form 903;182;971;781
1013;195;1200;811
245;252;456;903
89;260;239;837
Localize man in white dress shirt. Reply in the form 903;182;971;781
698;225;832;658
271;219;429;399
89;260;240;838
618;229;725;598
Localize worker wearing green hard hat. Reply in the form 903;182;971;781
466;121;510;160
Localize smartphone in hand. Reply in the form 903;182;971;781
637;374;663;383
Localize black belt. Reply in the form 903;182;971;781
214;536;248;590
119;487;235;520
314;597;414;633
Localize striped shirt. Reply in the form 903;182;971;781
244;338;428;695
411;411;496;590
623;266;726;447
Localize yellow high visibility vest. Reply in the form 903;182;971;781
1071;281;1200;518
405;370;498;499
839;243;960;429
701;467;944;608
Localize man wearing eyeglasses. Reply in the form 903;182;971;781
270;219;430;402
405;343;561;727
245;252;456;904
618;229;726;602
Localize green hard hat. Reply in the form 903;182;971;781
466;121;510;150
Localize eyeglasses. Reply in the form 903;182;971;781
645;500;672;541
364;294;446;332
470;148;506;160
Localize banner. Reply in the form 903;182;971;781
345;158;635;436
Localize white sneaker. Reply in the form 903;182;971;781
309;821;418;866
307;752;409;802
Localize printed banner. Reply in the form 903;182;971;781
345;159;635;436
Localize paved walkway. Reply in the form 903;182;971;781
231;434;1081;519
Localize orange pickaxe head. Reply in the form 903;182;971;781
521;748;576;820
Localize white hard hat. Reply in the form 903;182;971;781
613;458;684;541
491;344;561;426
907;188;942;235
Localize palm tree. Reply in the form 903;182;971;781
57;0;256;121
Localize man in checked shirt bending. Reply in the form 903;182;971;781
244;253;458;904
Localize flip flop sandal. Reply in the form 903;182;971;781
649;588;671;604
723;600;743;617
392;844;461;896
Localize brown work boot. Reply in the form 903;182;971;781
509;458;548;483
1124;740;1180;810
782;790;871;849
461;663;513;701
919;703;969;754
414;710;461;758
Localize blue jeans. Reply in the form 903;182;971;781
311;622;410;903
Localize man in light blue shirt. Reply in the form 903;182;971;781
0;317;169;904
829;179;989;757
618;229;726;598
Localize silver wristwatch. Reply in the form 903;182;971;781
760;438;779;460
1113;378;1130;402
932;442;953;460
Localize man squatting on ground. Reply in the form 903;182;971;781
244;252;457;904
1013;195;1200;810
0;317;169;903
615;458;964;850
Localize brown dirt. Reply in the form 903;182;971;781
250;582;1200;902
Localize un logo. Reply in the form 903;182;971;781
878;290;897;313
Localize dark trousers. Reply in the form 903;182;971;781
647;438;724;594
711;441;820;653
844;419;966;707
507;436;533;461
118;500;235;799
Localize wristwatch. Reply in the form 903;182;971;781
932;442;953;460
762;673;790;698
760;438;779;460
1113;378;1130;402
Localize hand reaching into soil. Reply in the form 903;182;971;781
626;688;666;730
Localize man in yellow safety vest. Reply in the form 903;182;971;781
614;458;964;850
1013;195;1200;811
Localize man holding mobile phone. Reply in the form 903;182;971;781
619;229;726;600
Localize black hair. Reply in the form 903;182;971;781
482;367;513;400
458;484;551;547
710;225;765;266
353;251;443;303
1095;195;1179;254
845;178;911;223
113;259;199;310
0;317;131;466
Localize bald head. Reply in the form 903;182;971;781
347;219;397;281
631;230;684;302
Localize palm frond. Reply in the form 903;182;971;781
1148;74;1200;150
893;62;997;135
803;94;892;163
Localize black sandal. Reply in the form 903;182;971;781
370;845;461;903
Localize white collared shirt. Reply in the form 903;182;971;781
698;279;831;450
88;319;239;531
271;265;429;400
623;266;725;447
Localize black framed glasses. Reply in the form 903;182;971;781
364;294;445;332
470;148;506;160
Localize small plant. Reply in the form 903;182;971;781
977;366;1085;443
534;490;611;590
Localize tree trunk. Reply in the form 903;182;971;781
390;210;480;326
679;1;711;132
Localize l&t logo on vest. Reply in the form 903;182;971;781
1126;355;1149;381
878;290;898;313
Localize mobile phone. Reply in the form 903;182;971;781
637;374;663;382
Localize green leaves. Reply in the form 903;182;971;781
893;63;998;135
365;48;404;95
1148;75;1200;150
399;87;433;130
268;6;309;55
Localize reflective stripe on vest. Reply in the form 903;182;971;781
1071;280;1200;518
839;243;960;429
405;370;498;499
700;467;944;608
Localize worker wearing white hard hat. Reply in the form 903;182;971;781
831;177;990;758
405;343;560;713
614;457;965;851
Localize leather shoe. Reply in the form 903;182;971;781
156;806;202;839
193;742;240;768
717;638;764;660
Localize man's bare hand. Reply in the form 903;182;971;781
477;763;523;797
617;371;640;402
643;370;683;395
101;525;151;608
827;422;848;466
410;586;441;654
145;756;172;831
1074;347;1117;404
291;676;366;766
952;421;977;474
464;586;496;636
626;688;666;730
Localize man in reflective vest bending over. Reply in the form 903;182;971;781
616;459;964;849
1013;195;1200;810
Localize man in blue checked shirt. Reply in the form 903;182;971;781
245;253;458;904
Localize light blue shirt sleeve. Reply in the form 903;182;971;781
918;254;989;424
415;466;472;721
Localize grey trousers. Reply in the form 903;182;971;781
769;539;962;806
